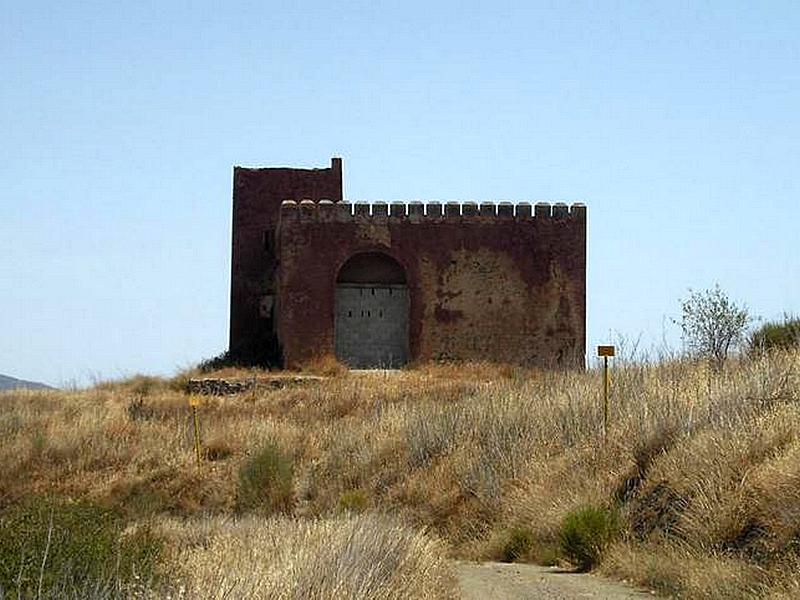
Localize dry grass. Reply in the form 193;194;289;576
158;514;457;599
298;354;350;377
601;541;767;599
1;349;799;597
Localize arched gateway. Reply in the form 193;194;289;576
231;158;587;369
334;252;409;368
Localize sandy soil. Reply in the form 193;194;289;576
455;562;653;600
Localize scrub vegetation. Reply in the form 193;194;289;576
1;349;799;598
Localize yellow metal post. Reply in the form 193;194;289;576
189;395;202;465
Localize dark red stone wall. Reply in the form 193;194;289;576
229;158;342;356
276;201;586;368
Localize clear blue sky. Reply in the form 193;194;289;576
2;1;799;386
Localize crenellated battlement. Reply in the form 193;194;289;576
279;199;586;223
231;156;586;371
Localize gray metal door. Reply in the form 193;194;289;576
334;284;409;368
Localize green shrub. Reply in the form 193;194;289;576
500;526;534;563
237;440;294;513
0;496;162;597
559;505;620;571
749;315;800;353
198;349;238;373
338;489;368;513
199;333;282;372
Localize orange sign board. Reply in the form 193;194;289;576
188;394;201;407
597;345;615;357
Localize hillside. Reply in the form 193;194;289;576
0;373;51;391
0;352;798;598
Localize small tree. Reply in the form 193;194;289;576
677;285;751;369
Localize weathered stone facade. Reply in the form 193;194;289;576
230;158;586;369
229;158;342;362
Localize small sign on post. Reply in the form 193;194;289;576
597;346;615;436
188;394;202;465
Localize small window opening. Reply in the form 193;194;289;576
348;310;352;317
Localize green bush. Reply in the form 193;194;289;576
749;315;800;353
559;505;620;571
0;496;161;597
198;349;238;373
500;526;534;563
199;333;282;372
338;489;368;513
237;440;294;513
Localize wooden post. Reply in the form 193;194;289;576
603;355;609;436
597;346;615;437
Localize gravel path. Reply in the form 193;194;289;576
455;562;652;600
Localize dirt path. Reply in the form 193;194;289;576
455;562;652;600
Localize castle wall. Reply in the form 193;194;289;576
229;159;342;357
277;200;586;368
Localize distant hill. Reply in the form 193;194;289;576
0;374;52;391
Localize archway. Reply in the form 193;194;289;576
334;252;409;368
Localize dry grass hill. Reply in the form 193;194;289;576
1;350;799;598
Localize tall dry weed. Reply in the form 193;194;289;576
161;514;457;600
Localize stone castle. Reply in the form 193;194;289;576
229;157;586;368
